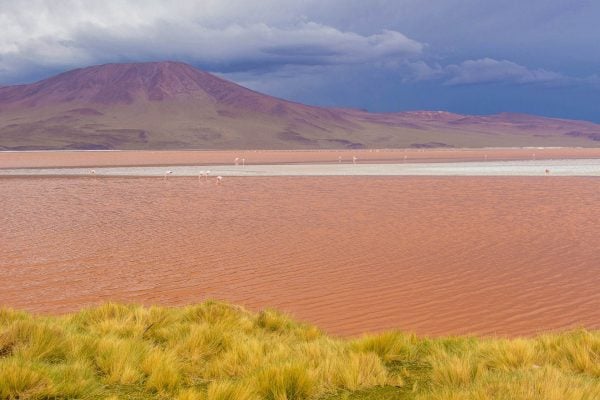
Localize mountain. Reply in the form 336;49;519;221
1;61;599;150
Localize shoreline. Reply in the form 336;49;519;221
2;301;597;340
1;159;600;177
2;147;600;169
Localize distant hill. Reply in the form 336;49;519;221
1;61;599;150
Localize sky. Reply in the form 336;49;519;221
1;0;599;122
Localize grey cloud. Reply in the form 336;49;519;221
0;0;595;87
0;1;423;82
76;22;422;69
401;58;569;87
443;58;565;86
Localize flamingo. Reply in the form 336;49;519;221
90;169;96;175
198;170;205;182
216;176;223;185
338;156;342;163
234;157;239;166
164;170;173;180
205;170;211;181
242;158;245;166
352;156;358;165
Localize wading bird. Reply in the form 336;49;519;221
164;170;173;180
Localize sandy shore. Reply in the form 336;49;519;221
2;147;600;169
1;176;599;337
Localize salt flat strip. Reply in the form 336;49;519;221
1;159;600;177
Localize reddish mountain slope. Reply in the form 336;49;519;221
1;61;599;150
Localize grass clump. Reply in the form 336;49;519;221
0;302;598;399
207;381;256;400
0;358;54;399
255;362;317;400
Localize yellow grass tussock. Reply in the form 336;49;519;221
0;301;598;399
